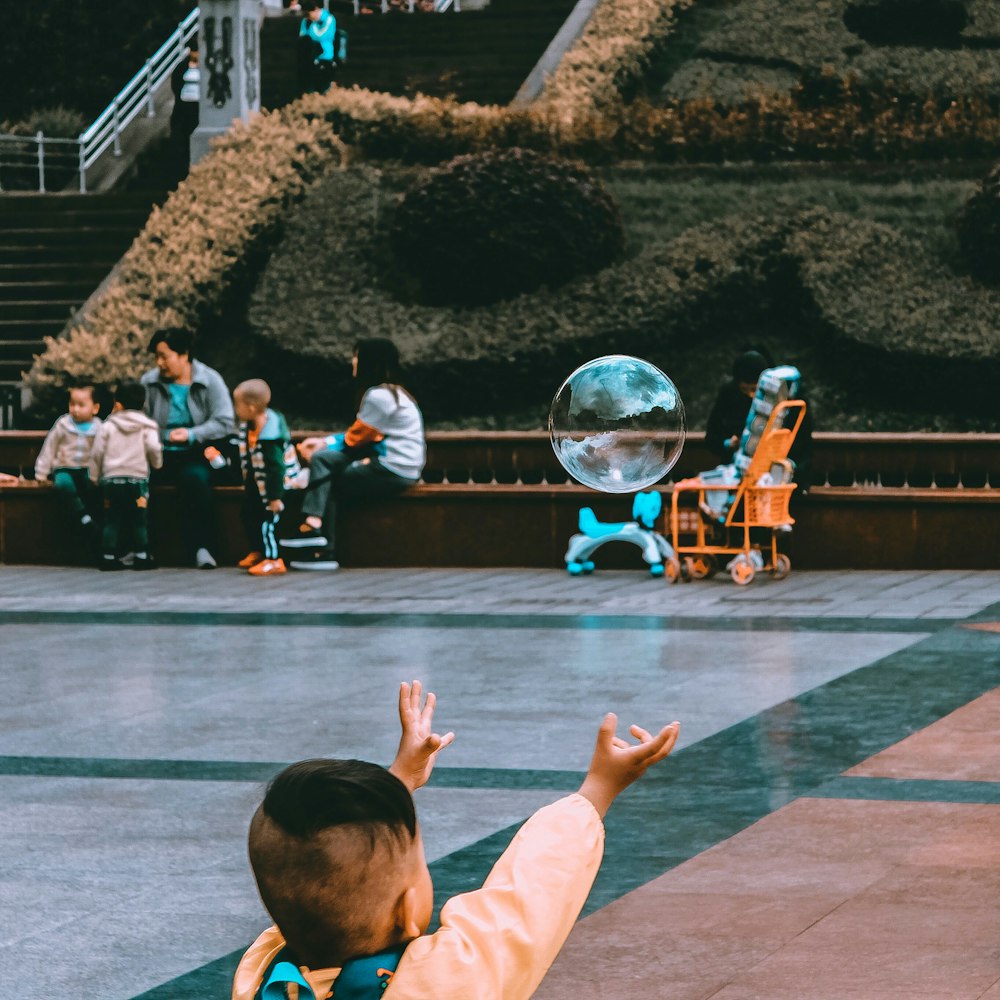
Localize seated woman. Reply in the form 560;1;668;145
282;338;425;571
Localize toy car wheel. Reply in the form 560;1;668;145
730;556;755;586
649;562;665;578
772;553;791;580
688;555;717;579
665;557;682;583
581;560;596;574
567;561;584;576
680;557;693;582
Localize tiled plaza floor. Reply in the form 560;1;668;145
0;567;997;999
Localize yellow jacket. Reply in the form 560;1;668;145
233;794;604;1000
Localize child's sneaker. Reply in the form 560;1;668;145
195;547;218;569
289;548;340;571
99;555;126;571
280;523;329;548
248;557;287;576
131;555;157;571
238;551;264;568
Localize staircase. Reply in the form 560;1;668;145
0;194;157;424
261;0;579;110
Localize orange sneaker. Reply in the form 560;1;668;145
248;558;287;576
238;551;263;568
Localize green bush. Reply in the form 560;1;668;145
843;0;969;46
955;162;1000;283
249;168;1000;422
388;149;625;307
656;0;1000;108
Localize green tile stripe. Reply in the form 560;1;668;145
129;618;1000;1000
0;755;584;790
808;775;1000;804
0;609;948;633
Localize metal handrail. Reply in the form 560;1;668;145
0;7;199;194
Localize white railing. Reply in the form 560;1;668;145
0;8;199;194
347;0;460;13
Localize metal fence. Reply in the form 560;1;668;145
0;8;199;194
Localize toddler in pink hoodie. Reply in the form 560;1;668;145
89;381;163;571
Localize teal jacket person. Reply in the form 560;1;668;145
300;8;337;63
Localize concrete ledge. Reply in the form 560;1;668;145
3;478;999;569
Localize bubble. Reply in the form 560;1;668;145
549;355;686;493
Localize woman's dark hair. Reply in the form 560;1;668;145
353;338;408;407
732;348;772;384
148;327;195;358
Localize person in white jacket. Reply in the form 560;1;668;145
89;382;163;571
233;682;680;1000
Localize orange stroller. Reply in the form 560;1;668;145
667;399;807;586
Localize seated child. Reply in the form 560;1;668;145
233;681;680;1000
208;379;302;577
34;385;102;535
89;381;163;571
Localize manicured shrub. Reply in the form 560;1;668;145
661;0;996;109
843;0;969;46
249;168;1000;422
388;149;625;307
955;162;1000;284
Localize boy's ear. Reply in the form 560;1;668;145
395;886;423;942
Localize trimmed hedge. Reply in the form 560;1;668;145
659;0;1000;106
389;149;625;306
24;106;345;414
843;0;969;46
249;167;1000;421
955;161;1000;284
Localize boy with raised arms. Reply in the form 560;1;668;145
233;682;679;1000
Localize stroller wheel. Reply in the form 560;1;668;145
688;555;717;579
730;555;755;586
772;553;791;580
665;557;682;583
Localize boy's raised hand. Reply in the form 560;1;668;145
578;714;680;818
389;681;455;793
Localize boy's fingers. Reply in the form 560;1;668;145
398;682;411;720
422;690;437;724
630;724;653;744
645;724;681;764
612;737;629;749
411;679;422;711
597;712;618;748
436;731;455;750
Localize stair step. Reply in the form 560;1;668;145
0;319;64;336
0;193;160;214
0;212;151;231
0;227;139;247
0;263;111;283
0;244;126;264
0;282;96;301
0;301;80;320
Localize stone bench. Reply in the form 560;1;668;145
1;431;999;568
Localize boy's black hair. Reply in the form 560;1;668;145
148;327;195;358
115;381;147;411
67;384;96;400
251;760;419;965
262;758;416;840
